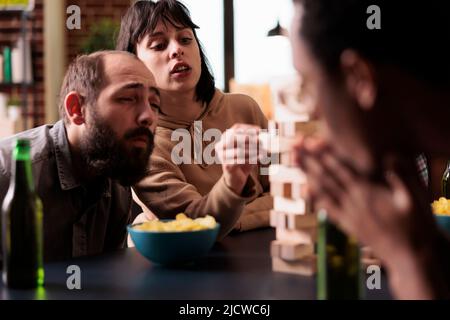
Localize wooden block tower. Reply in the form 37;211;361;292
260;119;319;276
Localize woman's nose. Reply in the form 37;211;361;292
170;45;184;59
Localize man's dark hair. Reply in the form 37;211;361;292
295;0;450;87
116;0;215;104
58;50;138;123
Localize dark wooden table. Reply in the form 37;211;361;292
0;228;392;300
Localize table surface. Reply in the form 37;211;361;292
0;228;391;300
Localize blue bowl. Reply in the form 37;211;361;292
436;215;450;235
127;221;220;265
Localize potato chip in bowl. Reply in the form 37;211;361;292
133;213;217;232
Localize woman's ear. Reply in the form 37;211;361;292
340;49;377;110
64;92;85;126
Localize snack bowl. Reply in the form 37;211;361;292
127;220;220;265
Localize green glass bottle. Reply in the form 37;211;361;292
442;161;450;198
317;210;362;300
1;139;44;288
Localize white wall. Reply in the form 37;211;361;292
182;0;225;90
234;0;296;84
180;0;296;89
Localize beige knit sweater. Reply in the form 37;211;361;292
134;89;272;236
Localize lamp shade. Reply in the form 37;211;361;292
267;20;288;37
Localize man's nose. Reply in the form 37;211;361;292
137;103;158;129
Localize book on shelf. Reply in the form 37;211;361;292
11;37;33;84
0;53;3;83
2;46;12;83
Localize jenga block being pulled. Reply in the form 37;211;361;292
259;132;296;154
270;210;317;229
272;256;317;276
271;240;314;261
276;227;317;244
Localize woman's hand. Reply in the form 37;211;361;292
215;124;260;195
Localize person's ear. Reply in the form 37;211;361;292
340;49;377;110
64;92;85;126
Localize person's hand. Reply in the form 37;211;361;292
293;136;447;298
294;137;428;254
215;124;260;195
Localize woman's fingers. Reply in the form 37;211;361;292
386;170;413;215
302;155;343;207
216;126;262;166
320;151;354;192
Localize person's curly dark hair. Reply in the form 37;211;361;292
294;0;450;87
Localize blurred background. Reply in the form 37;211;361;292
0;0;301;137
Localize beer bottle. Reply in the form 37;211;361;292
1;139;44;288
317;210;362;299
442;161;450;198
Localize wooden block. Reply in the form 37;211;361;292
270;210;283;228
273;196;307;214
276;227;317;244
266;150;297;167
259;132;296;154
270;181;308;199
270;210;317;229
268;120;320;138
279;151;296;167
269;165;306;184
271;240;315;261
272;256;317;276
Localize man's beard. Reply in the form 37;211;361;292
79;113;154;186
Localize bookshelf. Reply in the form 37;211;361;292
0;2;36;134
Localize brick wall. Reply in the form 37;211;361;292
65;0;132;63
1;1;134;129
0;0;45;128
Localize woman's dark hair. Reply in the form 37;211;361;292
295;0;450;87
116;0;215;104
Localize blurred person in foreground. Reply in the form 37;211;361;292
290;0;450;298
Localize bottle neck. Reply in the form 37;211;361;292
11;146;34;193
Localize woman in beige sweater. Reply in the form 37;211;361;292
116;0;272;236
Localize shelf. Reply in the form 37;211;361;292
0;10;33;17
0;82;34;88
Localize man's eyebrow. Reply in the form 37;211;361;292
118;82;145;91
150;87;160;97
